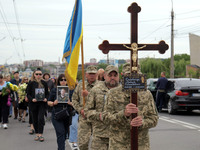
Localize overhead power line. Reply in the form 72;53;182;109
13;0;25;60
176;9;200;15
0;17;170;27
0;1;22;63
140;19;170;42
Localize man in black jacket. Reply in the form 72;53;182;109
156;72;168;112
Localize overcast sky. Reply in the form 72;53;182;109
0;0;200;65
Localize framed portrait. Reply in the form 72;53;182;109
57;86;69;103
35;88;45;101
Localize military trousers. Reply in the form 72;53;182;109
78;116;92;150
91;136;109;150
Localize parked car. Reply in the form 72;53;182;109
147;78;200;114
147;78;158;101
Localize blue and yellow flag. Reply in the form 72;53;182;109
63;0;83;89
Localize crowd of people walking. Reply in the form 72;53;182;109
0;63;159;150
0;68;79;149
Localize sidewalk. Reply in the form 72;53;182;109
0;116;73;150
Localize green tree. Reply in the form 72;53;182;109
174;59;190;77
77;70;83;81
174;54;190;62
188;69;196;78
140;58;168;78
140;54;190;79
118;64;123;79
97;63;108;70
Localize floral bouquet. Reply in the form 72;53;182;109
18;83;28;103
1;82;18;96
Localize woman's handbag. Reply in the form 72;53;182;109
54;107;69;120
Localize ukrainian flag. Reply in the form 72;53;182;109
63;0;83;89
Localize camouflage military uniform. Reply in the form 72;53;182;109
84;65;119;150
84;81;111;150
72;79;98;150
103;85;158;150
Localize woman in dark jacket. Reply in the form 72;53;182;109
48;74;72;150
27;68;49;142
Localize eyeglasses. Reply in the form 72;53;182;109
35;73;42;76
60;79;66;81
24;79;28;80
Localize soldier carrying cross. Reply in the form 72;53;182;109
102;63;158;150
99;2;168;150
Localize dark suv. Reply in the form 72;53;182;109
147;78;200;114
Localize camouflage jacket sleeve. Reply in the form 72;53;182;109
103;90;129;126
138;90;158;130
72;83;82;113
84;88;100;122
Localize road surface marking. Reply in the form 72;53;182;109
159;116;200;131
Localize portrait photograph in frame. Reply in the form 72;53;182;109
57;86;69;103
35;88;45;101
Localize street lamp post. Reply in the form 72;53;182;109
170;0;174;78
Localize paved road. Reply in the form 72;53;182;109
0;116;73;150
150;110;200;150
1;110;200;150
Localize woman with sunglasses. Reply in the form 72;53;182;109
27;68;49;142
48;74;72;150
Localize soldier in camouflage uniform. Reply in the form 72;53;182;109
103;63;158;150
72;65;99;150
84;65;119;150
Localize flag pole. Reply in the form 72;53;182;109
81;36;86;107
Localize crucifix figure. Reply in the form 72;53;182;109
123;43;146;71
98;2;168;150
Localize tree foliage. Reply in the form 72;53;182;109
97;63;108;70
140;54;190;78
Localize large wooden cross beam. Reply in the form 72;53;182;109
98;2;169;150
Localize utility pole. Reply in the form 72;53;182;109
170;0;174;78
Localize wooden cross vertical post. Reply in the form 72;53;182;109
98;3;168;150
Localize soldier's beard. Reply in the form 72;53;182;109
106;80;118;88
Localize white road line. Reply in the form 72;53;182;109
182;125;196;129
159;116;200;131
170;119;200;129
159;117;177;124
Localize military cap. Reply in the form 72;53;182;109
122;63;131;74
86;65;98;73
105;65;118;74
122;63;142;74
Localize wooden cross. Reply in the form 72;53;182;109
98;3;168;150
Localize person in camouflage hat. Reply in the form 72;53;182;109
121;62;142;75
102;63;158;150
84;65;119;150
72;65;99;150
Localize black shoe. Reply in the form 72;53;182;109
22;118;25;123
18;117;22;121
29;129;35;135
